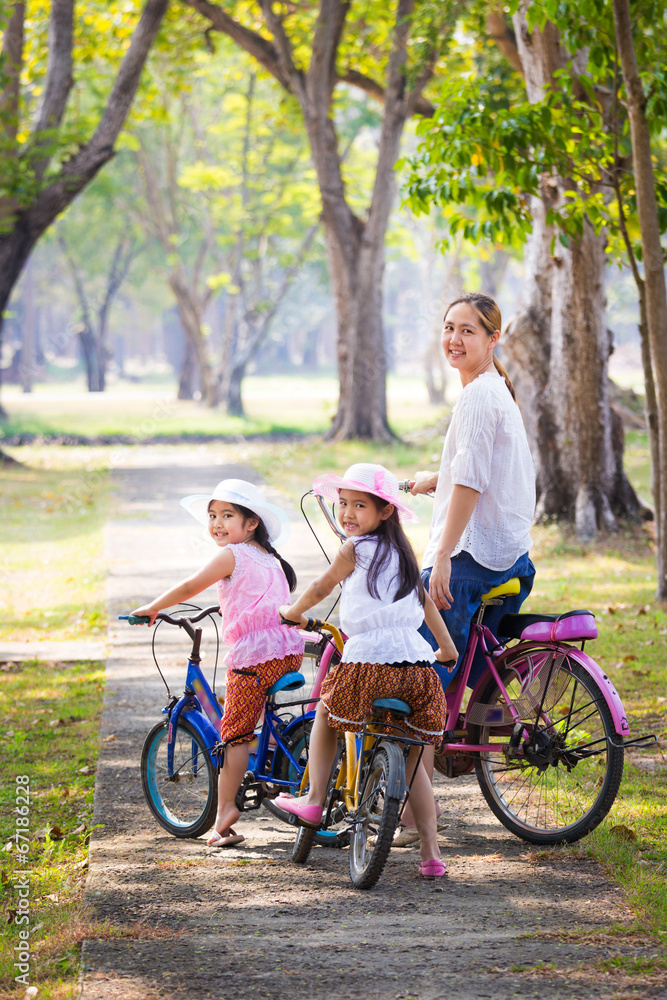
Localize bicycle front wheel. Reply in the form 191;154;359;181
141;717;217;838
470;652;624;844
349;741;403;890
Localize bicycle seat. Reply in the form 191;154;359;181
267;671;306;696
481;578;521;602
372;698;411;718
498;610;597;642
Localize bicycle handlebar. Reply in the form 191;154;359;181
280;612;345;654
119;606;220;632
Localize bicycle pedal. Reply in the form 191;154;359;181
441;729;467;741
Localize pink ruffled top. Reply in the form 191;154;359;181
216;542;304;672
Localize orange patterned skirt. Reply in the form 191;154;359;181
220;652;303;746
319;660;446;743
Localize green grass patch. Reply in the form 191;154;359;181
0;450;109;642
0;374;442;441
0;658;105;998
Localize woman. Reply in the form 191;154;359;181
413;291;536;689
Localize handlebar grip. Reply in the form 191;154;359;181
119;614;151;625
279;613;303;627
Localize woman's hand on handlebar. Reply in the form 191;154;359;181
411;471;437;496
279;605;308;629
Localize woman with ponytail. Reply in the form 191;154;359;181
131;479;304;847
411;292;536;691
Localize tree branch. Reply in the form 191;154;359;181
340;67;434;117
487;8;524;76
24;0;168;235
32;0;74;142
0;2;25;144
183;0;291;90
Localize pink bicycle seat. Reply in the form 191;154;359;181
498;610;597;642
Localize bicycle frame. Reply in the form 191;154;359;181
441;619;634;758
162;642;316;794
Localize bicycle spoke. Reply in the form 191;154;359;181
472;653;623;844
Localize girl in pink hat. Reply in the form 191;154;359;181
131;479;304;848
275;463;457;878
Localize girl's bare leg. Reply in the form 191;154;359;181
303;701;339;807
405;746;441;863
212;741;250;836
401;744;439;829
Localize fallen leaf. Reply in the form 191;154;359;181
102;734;116;743
79;766;92;775
44;893;58;902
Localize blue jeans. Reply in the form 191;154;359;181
419;550;535;690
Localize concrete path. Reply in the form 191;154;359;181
78;451;665;1000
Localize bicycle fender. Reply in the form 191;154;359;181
281;711;316;738
166;700;220;776
179;706;221;747
471;646;629;737
564;648;630;736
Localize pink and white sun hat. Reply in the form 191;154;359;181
180;479;290;548
312;463;418;524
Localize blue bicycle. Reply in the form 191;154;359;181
122;607;315;838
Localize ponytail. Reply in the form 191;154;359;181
493;357;517;402
231;504;297;592
253;519;298;592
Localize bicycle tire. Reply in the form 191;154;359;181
349;741;403;890
141;717;217;838
470;651;624;844
265;722;350;849
291;823;317;863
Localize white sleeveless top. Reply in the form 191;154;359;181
339;536;436;666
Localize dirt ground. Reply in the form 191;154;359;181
79;448;666;1000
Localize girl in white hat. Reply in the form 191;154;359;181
131;479;304;847
275;463;457;878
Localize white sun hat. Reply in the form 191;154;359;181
180;479;290;548
312;463;417;524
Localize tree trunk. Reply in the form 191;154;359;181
188;0;437;440
505;5;642;537
168;268;217;405
226;360;245;417
177;337;198;400
613;0;667;598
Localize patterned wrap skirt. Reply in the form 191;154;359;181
220;652;303;746
319;660;446;743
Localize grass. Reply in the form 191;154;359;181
0;658;105;998
0;373;442;441
0;378;665;991
0;449;109;642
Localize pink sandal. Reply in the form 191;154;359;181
419;858;447;878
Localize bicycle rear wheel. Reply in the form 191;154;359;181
470;651;624;844
267;723;350;849
349;741;403;890
141;717;217;838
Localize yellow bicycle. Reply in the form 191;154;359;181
289;618;428;890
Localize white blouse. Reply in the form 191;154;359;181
340;536;436;665
422;371;535;572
